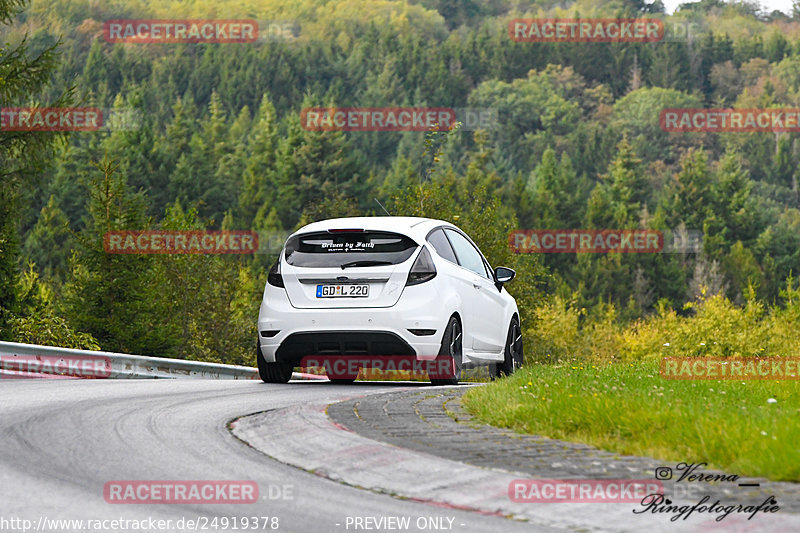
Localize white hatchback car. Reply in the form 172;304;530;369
256;216;523;384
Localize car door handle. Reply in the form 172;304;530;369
472;282;482;289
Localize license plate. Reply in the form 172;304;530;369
316;284;370;298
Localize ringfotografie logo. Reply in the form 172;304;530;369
635;463;779;522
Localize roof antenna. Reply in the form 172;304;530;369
374;198;392;216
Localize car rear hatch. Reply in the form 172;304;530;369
281;229;418;309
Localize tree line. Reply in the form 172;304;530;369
3;0;800;362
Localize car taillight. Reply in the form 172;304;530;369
268;259;284;288
406;247;436;286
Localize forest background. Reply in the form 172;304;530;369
3;0;800;365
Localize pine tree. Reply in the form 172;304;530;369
703;152;761;262
0;0;73;338
586;137;647;229
168;90;234;225
273;96;364;228
23;196;72;282
665;149;714;232
529;148;583;229
61;158;173;354
239;94;279;226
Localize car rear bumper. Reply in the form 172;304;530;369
272;331;415;364
257;285;445;363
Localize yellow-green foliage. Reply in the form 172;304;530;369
527;294;622;363
27;0;449;45
7;266;101;350
530;281;800;365
526;294;585;362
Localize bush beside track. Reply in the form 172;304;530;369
464;285;800;482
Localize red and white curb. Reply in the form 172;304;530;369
229;393;796;532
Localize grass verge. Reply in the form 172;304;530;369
462;359;800;482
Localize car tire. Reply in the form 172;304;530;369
329;378;357;384
257;343;293;383
430;316;462;386
327;364;359;384
495;318;523;378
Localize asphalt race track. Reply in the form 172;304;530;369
0;380;562;533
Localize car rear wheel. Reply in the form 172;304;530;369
329;377;357;384
257;343;293;383
430;316;462;385
327;364;359;384
495;318;523;378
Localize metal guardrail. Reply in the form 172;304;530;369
0;341;258;380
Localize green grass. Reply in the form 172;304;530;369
462;360;800;482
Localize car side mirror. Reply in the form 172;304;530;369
494;266;516;290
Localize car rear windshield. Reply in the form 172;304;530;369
284;231;418;268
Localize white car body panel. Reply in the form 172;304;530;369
257;216;519;370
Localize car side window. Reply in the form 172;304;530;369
426;228;457;263
444;229;491;279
